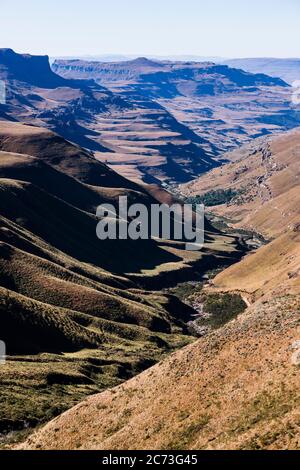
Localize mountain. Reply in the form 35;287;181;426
0;121;244;440
1;51;299;449
0;120;142;191
223;58;300;85
2;50;300;185
0;48;69;88
52;57;300;161
181;128;300;239
0;49;219;184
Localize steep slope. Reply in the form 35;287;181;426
0;48;70;88
21;291;300;450
0;49;130;152
210;226;300;300
53;58;287;97
21;200;300;451
181;128;300;239
19;125;300;452
0;121;144;191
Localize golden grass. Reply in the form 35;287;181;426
181;128;300;238
0;121;244;443
20;294;300;450
211;227;300;299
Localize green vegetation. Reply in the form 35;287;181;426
189;292;247;329
187;188;243;207
164;282;203;302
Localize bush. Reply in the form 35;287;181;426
187;188;242;207
190;292;247;329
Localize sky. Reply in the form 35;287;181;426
1;0;299;58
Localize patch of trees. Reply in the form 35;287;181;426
187;188;241;207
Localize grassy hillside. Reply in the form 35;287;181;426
20;226;299;450
211;226;300;300
181;128;300;239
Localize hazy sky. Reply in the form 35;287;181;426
1;0;299;58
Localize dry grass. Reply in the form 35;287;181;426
181;128;300;239
0;122;243;442
211;227;300;299
20;294;300;450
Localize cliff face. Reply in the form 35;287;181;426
51;56;300;164
53;58;288;97
0;48;66;88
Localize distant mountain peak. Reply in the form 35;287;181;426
129;57;163;67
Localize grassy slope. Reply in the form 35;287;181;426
19;126;300;450
0;121;143;191
211;227;300;300
20;227;300;450
181;128;300;238
0;122;242;441
21;293;300;450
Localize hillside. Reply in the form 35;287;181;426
20;188;300;451
18;122;300;451
52;57;300;160
0;120;143;191
210;227;300;300
21;287;300;450
181;128;300;239
0;121;244;443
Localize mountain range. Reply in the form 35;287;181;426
52;56;300;179
0;48;299;450
2;49;300;185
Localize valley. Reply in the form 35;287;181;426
52;57;300;182
0;48;299;451
20;127;300;450
0;122;243;446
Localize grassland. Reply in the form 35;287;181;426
0;122;243;444
21;294;300;450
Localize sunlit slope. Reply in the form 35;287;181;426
0;121;242;437
182;128;300;238
211;226;300;299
